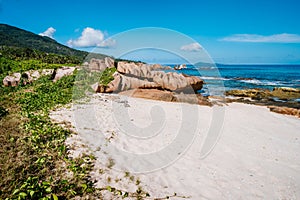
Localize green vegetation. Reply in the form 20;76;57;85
0;46;81;64
99;67;117;86
0;23;84;60
0;72;154;199
0;74;100;199
0;23;173;199
0;56;70;77
0;51;149;199
0;24;110;63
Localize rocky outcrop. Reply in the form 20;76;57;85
2;69;57;87
174;64;187;70
225;88;300;117
226;87;300;100
119;89;177;102
116;62;203;93
105;73;161;93
268;106;300;118
91;82;107;93
119;89;212;106
88;57;115;72
52;67;76;82
22;69;54;84
91;60;206;104
273;87;300;93
225;89;271;99
3;73;21;87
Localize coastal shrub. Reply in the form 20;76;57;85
99;67;117;86
0;73;101;199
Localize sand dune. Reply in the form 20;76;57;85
50;94;300;199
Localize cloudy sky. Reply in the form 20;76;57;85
1;0;300;64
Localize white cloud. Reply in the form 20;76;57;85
180;42;202;52
97;38;116;48
67;27;116;48
220;33;300;43
39;27;56;39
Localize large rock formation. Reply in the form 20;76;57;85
52;67;76;82
2;68;59;86
105;73;161;93
88;57;115;72
226;87;300;100
114;61;203;93
119;89;212;106
119;89;177;102
3;73;21;87
91;60;206;104
22;69;54;84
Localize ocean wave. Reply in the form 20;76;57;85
200;76;229;81
197;66;217;70
239;79;282;86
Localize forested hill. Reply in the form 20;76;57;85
0;24;108;62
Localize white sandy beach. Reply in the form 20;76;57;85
50;94;300;199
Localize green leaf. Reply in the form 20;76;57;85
52;194;58;200
45;187;52;193
12;189;20;195
81;183;87;191
19;192;27;198
42;181;50;186
29;190;35;197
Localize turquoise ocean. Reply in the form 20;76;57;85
168;64;300;98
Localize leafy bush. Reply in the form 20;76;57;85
99;67;117;86
17;75;75;113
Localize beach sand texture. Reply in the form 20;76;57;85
50;94;300;199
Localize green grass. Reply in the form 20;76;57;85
0;74;102;199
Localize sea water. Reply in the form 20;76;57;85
168;64;300;96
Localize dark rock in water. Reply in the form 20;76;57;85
273;87;300;93
225;87;300;117
174;64;187;70
226;87;300;101
225;89;271;98
271;87;300;100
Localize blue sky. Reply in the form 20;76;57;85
1;0;300;64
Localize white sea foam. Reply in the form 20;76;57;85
239;79;282;86
200;76;229;81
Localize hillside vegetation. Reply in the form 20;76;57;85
0;24;153;199
0;24;104;61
